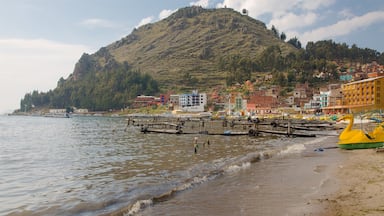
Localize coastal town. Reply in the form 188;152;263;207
25;60;383;120
119;60;384;118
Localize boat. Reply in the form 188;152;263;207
140;122;183;134
337;115;384;149
43;113;70;118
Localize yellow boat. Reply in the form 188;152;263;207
337;115;384;149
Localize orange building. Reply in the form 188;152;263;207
342;76;384;112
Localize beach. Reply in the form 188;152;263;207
135;135;384;216
322;148;384;216
136;136;343;216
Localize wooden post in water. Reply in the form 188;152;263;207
194;137;198;154
287;121;292;137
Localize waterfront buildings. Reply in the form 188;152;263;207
342;76;384;112
179;90;207;112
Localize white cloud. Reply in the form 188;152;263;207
190;0;209;8
300;0;335;11
300;11;384;45
215;0;384;49
0;38;90;113
136;16;154;28
79;18;119;29
268;12;318;31
338;9;354;19
159;9;176;20
217;0;335;16
217;0;300;18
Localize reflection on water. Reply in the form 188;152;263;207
1;115;286;215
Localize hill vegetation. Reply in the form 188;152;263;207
19;6;384;112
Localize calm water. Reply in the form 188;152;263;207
0;115;337;215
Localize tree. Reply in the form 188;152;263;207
259;45;284;71
280;32;286;41
287;37;302;49
271;25;279;38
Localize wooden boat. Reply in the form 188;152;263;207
140;122;183;134
337;115;384;149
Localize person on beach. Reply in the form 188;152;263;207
194;137;198;153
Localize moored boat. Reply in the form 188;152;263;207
337;115;384;149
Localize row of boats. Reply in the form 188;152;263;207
131;113;384;150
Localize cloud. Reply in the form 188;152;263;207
190;0;209;7
79;18;120;29
338;9;354;19
0;38;90;113
300;11;384;44
217;0;335;16
217;0;300;17
215;0;384;49
300;0;335;11
159;9;176;20
136;16;154;28
268;12;318;31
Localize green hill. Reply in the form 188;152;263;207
19;6;384;112
71;6;297;92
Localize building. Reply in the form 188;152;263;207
319;91;330;108
304;94;321;113
179;90;207;112
169;95;179;106
131;95;157;108
341;76;384;113
235;93;246;110
247;93;279;115
293;82;311;99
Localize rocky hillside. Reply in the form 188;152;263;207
70;6;297;92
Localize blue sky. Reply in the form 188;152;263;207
1;0;384;113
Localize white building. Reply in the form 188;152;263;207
304;94;321;110
319;90;330;108
179;90;207;112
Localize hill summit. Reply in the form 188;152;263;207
71;6;296;91
20;6;309;112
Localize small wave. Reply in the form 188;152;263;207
225;162;251;173
122;171;223;216
124;199;153;216
278;136;330;155
279;143;306;155
121;138;329;216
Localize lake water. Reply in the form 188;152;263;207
0;115;339;215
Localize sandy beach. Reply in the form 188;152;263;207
133;134;384;216
322;148;384;216
135;136;342;216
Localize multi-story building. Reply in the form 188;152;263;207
304;94;321;111
179;90;207;112
131;95;157;108
169;95;180;106
342;76;384;112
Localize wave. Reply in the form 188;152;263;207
116;136;330;216
125;199;153;216
279;143;306;155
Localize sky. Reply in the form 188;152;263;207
1;0;384;114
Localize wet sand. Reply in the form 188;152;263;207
138;136;347;216
322;148;384;216
131;135;384;216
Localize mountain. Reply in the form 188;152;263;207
20;6;384;112
70;6;297;92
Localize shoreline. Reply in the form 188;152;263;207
134;136;346;216
135;135;384;215
321;148;384;215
